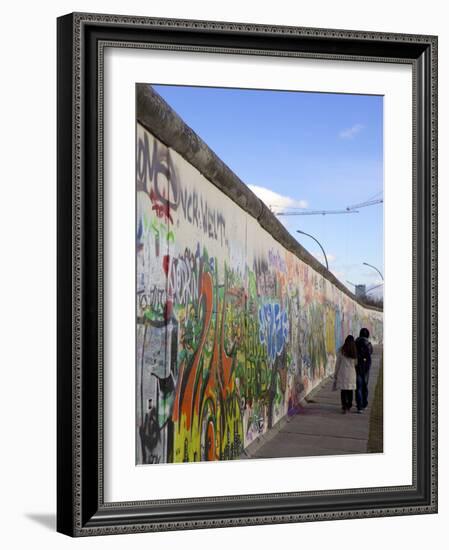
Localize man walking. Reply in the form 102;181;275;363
355;328;373;413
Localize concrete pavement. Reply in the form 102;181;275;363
245;348;383;459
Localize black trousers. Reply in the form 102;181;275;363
340;390;353;410
356;366;370;410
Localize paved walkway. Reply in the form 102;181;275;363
247;348;382;459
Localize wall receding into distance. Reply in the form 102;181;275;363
136;85;383;465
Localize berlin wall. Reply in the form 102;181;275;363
136;84;383;465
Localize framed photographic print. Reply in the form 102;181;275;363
57;12;438;536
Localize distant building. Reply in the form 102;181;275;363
355;284;366;298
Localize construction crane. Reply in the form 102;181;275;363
275;209;359;216
345;198;383;211
272;197;383;216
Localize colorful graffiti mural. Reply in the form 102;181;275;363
136;122;383;464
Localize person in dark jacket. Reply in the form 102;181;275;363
355;328;373;413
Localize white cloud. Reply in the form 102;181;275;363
339;123;364;139
248;184;308;213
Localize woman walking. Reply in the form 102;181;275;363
333;335;358;413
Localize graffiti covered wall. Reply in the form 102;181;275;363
136;121;383;465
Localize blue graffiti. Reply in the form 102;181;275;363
258;303;289;362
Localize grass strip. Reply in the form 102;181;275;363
367;352;383;453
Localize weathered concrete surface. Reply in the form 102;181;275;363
245;348;382;459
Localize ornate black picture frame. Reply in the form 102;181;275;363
57;12;438;536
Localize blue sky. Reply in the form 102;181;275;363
153;84;384;296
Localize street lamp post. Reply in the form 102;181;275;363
296;230;329;270
362;262;384;281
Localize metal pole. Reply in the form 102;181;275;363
366;283;384;294
363;262;384;281
296;230;329;270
